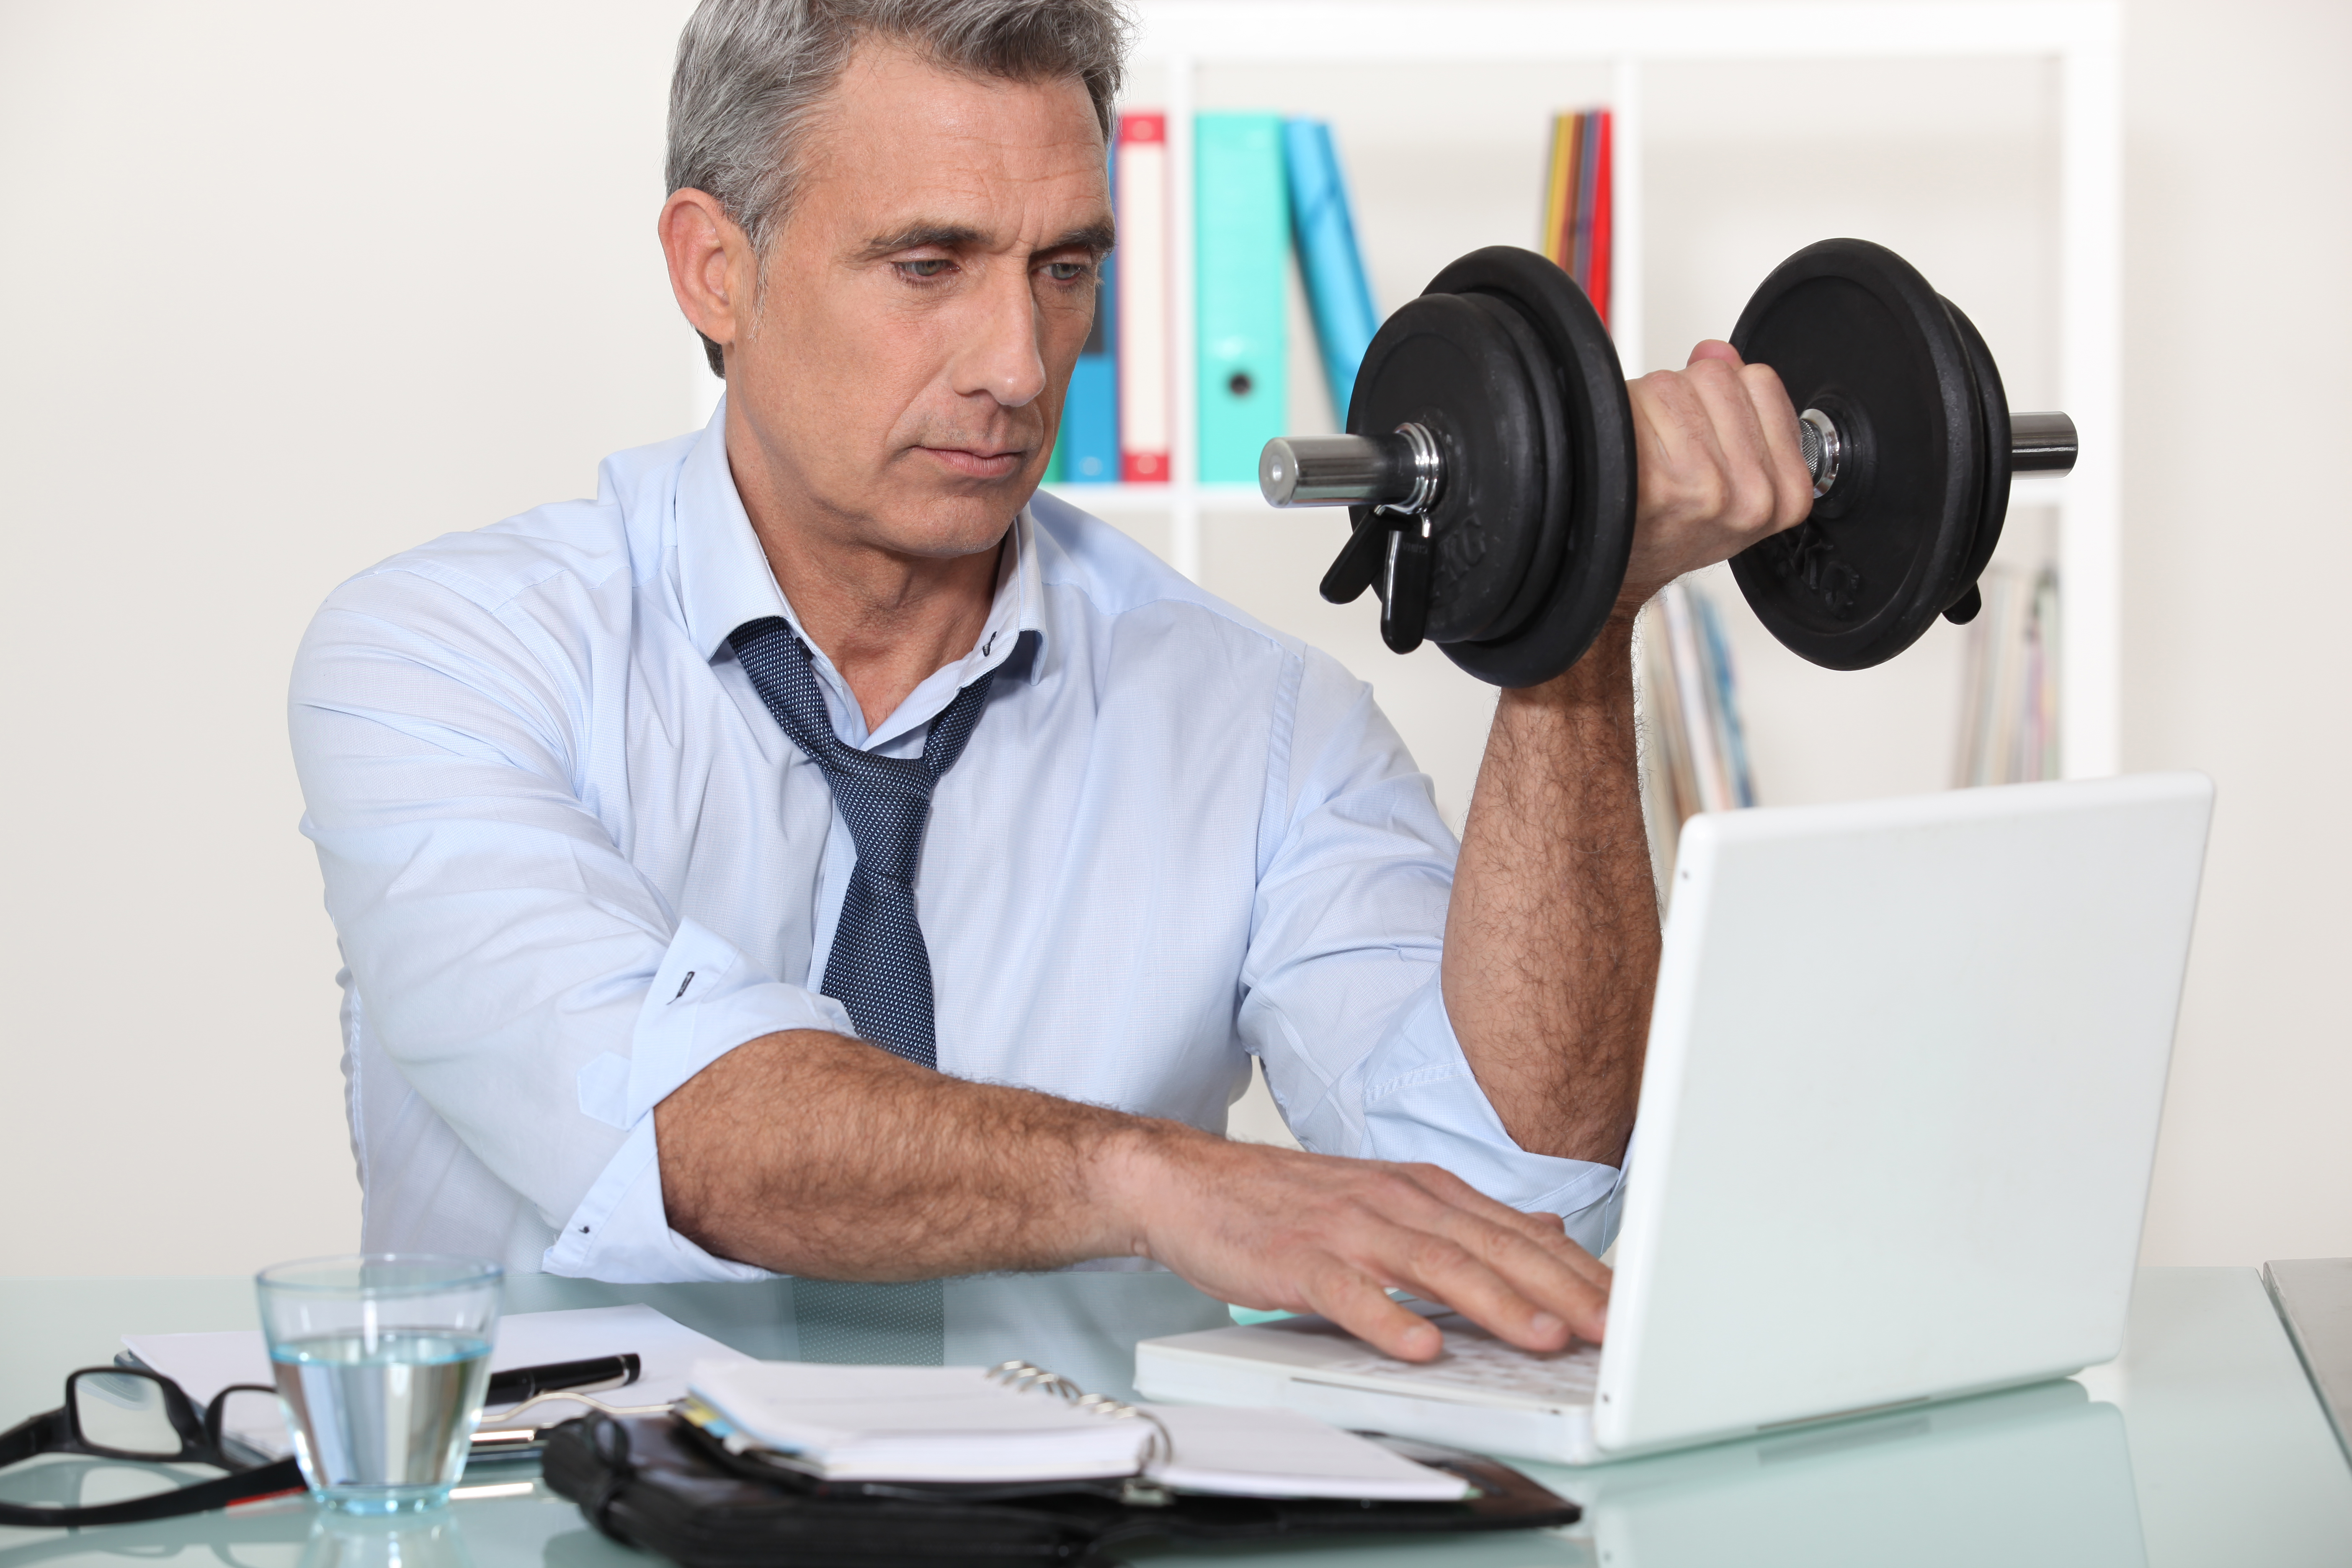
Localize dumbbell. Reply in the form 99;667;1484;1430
1256;240;2078;683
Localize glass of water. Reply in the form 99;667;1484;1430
255;1254;502;1514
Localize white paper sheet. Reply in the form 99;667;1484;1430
1142;1403;1472;1501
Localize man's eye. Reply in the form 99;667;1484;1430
1044;261;1091;283
897;258;954;279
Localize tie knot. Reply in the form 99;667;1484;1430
728;618;995;883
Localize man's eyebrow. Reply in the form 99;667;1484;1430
856;222;986;260
854;220;1117;260
1044;221;1117;256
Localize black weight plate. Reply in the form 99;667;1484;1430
1942;294;2011;615
1460;291;1573;645
1728;239;1983;670
1348;291;1547;643
1425;247;1635;687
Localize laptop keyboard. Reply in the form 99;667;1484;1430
1320;1313;1604;1404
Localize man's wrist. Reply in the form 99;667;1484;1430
1086;1114;1205;1263
1499;616;1637;714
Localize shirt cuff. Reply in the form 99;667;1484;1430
1357;982;1630;1257
544;917;856;1282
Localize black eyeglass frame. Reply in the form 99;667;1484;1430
0;1367;305;1529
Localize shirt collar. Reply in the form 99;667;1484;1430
673;398;1052;745
676;400;791;663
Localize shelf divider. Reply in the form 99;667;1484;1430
1167;54;1202;581
1610;58;1645;377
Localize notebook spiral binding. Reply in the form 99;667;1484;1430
985;1359;1175;1466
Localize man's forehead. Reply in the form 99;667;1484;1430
821;39;1106;172
799;44;1111;248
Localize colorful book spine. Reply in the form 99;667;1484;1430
1571;113;1597;286
2032;569;2062;779
1055;154;1119;484
1660;581;1734;814
1195;113;1289;484
1695;589;1755;807
1542;114;1579;276
1640;608;1701;834
1587;111;1612;327
1542;108;1613;327
1637;577;1758;883
1955;566;2062;787
1282;119;1380;420
1115;112;1170;484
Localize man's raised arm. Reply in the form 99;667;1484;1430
1443;341;1817;1166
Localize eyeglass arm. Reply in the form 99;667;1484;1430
0;1453;306;1529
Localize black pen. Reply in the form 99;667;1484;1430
484;1353;642;1407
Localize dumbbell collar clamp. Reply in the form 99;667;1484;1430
1257;425;1445;515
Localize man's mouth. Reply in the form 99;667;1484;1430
918;445;1028;480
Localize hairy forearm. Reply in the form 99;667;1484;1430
656;1029;1197;1277
655;1038;1620;1360
1441;618;1659;1165
663;1029;1618;1363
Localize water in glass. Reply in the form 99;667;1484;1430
272;1332;490;1509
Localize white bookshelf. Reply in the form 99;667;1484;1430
1050;0;2123;780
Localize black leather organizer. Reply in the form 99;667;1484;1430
543;1411;1581;1567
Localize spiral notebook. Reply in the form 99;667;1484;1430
683;1359;1470;1501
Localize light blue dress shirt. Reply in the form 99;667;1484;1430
289;405;1626;1281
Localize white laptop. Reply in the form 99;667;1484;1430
1136;773;2214;1464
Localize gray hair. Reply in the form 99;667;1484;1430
668;0;1133;375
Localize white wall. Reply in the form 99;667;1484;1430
2120;0;2352;1266
1;0;2344;1274
0;0;702;1272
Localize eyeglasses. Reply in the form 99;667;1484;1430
0;1367;305;1528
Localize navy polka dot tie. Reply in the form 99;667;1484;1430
730;617;995;1070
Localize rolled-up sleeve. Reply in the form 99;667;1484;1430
289;565;851;1281
1236;647;1627;1256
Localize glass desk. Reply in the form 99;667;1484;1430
3;1267;2346;1567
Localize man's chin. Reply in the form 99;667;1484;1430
859;489;1028;562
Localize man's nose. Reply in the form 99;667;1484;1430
952;263;1049;409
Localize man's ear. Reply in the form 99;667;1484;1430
660;189;754;368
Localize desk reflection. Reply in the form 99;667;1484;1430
501;1265;1236;1390
298;1509;473;1568
0;1273;2153;1568
1549;1379;2147;1568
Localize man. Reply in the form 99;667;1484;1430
290;0;1810;1364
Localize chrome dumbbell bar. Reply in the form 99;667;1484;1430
1260;409;2079;515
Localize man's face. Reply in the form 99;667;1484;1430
727;41;1112;563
